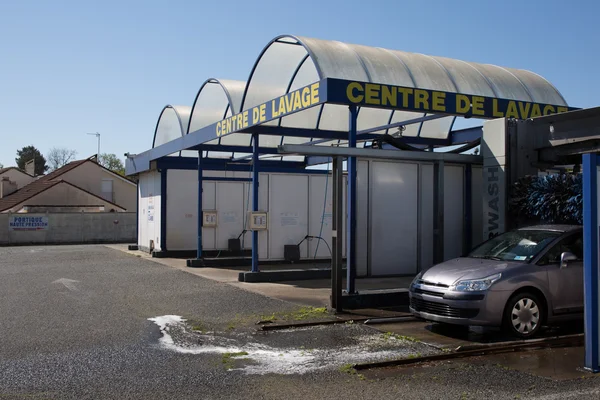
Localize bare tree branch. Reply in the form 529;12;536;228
47;147;78;171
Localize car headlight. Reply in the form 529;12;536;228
452;273;502;292
411;272;423;288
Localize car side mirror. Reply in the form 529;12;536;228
560;252;577;268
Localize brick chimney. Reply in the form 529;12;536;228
25;159;35;176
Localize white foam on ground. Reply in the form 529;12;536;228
148;315;428;375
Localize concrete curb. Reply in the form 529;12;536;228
340;289;410;309
239;268;347;282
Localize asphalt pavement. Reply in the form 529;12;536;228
0;245;599;400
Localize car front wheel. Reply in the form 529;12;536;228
503;292;545;338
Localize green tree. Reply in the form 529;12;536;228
16;146;48;176
99;153;125;176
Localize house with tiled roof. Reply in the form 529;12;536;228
0;156;136;213
0;167;35;196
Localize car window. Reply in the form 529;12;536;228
539;233;583;264
468;229;562;262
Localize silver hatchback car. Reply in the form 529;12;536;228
409;225;583;338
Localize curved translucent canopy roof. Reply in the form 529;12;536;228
187;79;247;159
152;105;191;156
208;34;567;153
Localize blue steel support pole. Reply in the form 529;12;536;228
347;105;358;294
197;151;203;260
251;133;260;273
583;152;599;372
135;182;139;246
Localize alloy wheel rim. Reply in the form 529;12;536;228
511;297;540;334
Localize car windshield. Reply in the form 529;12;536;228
468;230;562;262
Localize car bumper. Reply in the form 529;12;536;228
409;287;512;327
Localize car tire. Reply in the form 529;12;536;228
503;292;545;339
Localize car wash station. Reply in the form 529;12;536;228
126;35;600;371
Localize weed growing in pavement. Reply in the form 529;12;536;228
382;332;422;343
221;351;249;370
258;306;330;323
339;363;356;374
189;321;206;333
339;364;367;381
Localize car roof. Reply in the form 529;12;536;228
517;224;582;233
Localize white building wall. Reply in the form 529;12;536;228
138;170;161;252
354;159;482;276
139;160;482;276
444;164;465;260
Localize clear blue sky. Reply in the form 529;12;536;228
1;0;599;168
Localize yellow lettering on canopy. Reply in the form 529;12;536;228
311;83;319;104
381;85;396;107
518;102;531;119
259;104;266;122
302;87;310;108
272;100;279;118
237;113;243;129
365;83;380;105
252;107;259;123
432;91;446;112
284;93;293;114
557;106;568;113
226;118;232;134
397;88;413;108
242;111;249;128
530;104;541;118
293;90;302;110
278;98;286;116
472;96;484;116
492;99;503;117
543;105;555;115
415;89;429;110
216;121;222;136
456;94;471;114
505;101;519;118
347;82;364;103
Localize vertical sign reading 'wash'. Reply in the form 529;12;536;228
481;119;508;240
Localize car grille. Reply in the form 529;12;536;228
410;297;479;319
417;279;450;288
412;288;444;298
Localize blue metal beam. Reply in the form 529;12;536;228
583;152;600;372
202;177;252;182
358;114;447;135
392;137;449;146
251;134;260;273
197;153;203;259
450;126;482;145
347;105;358;294
190;144;280;154
243;125;347;140
156;156;308;172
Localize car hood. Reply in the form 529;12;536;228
420;258;520;287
